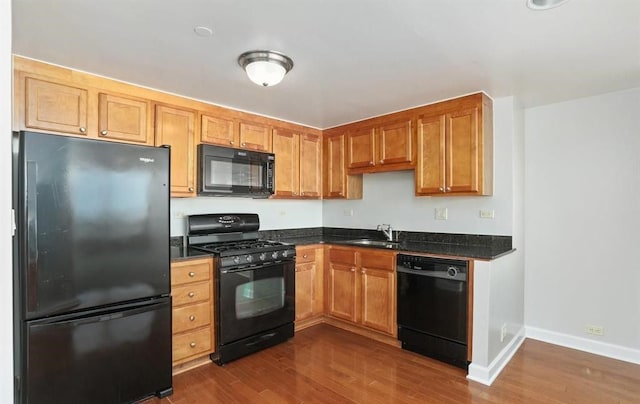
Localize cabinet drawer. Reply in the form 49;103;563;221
329;248;356;265
171;260;211;286
296;248;316;264
172;301;211;333
361;252;395;271
172;281;211;306
173;327;212;363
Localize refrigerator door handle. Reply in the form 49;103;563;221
26;161;38;311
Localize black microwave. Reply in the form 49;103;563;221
197;144;275;198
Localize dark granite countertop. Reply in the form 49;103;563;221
171;227;514;261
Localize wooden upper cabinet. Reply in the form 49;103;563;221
346;119;413;174
155;104;196;197
298;134;322;198
323;134;346;198
272;130;321;199
201;114;235;147
347;127;375;169
415;94;492;196
24;77;89;136
272;128;300;198
239;121;271;151
98;93;152;145
378;120;413;166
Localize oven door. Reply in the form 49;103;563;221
218;261;295;344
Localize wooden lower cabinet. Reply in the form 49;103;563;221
295;245;324;328
326;246;396;337
170;258;214;368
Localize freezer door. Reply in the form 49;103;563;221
17;132;170;319
22;298;172;404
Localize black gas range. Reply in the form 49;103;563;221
186;213;296;365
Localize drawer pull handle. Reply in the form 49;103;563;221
190;342;196;348
189;315;196;321
303;254;308;259
188;292;195;298
188;271;196;277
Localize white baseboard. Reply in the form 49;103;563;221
467;327;525;386
525;326;640;365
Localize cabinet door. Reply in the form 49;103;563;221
155;105;196;196
360;268;395;335
347;127;375;169
239;121;271;151
98;93;152;145
272;128;300;197
295;262;316;321
25;77;88;136
323;134;346;198
201;114;236;147
416;115;446;195
378;120;412;166
327;263;358;322
299;134;322;198
447;107;479;194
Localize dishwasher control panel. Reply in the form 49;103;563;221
396;254;468;280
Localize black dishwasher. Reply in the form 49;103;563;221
397;254;469;369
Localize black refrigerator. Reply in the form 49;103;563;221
12;131;173;403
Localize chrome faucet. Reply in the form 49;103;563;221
377;224;394;241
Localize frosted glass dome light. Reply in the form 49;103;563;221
238;50;294;87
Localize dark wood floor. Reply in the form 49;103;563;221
145;324;640;403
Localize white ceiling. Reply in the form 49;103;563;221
11;0;640;129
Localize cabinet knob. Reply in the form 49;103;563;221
100;130;108;136
189;315;195;321
379;160;384;164
369;161;374;165
361;270;365;274
303;254;308;259
190;342;196;348
439;187;444;192
188;187;194;192
301;192;305;196
446;187;451;192
79;127;86;133
241;142;246;147
188;271;196;277
188;292;195;298
351;268;355;272
229;141;234;145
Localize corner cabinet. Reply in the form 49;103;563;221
322;132;363;199
171;258;215;369
155;104;196;197
326;246;396;337
272;129;322;199
415;93;493;196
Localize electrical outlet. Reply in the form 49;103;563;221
435;208;448;220
479;209;495;219
343;209;354;216
586;325;604;336
500;323;507;342
173;211;185;219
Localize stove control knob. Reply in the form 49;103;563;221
232;256;240;264
271;251;279;259
282;250;289;258
245;255;253;263
259;253;267;261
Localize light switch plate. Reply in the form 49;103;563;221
479;209;495;219
435;208;448;220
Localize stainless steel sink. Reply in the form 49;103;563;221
342;239;400;248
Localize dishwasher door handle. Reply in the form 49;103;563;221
397;266;467;282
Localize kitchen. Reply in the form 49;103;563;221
2;1;640;403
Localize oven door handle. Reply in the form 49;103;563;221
397;266;467;282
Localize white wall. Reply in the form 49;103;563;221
1;1;14;401
524;88;640;360
322;97;516;236
170;197;322;236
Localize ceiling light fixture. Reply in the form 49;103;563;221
238;50;294;87
526;0;570;10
